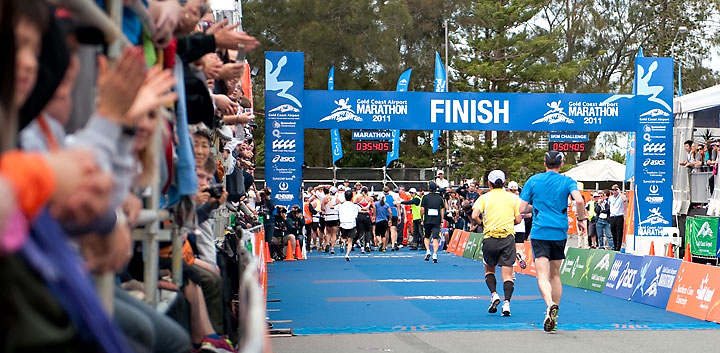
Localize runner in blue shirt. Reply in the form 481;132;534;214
518;151;587;333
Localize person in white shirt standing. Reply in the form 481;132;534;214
435;170;450;190
608;184;627;251
337;190;360;261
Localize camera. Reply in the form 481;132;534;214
204;183;224;199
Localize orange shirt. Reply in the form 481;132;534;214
0;150;56;220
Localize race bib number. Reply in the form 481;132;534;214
599;213;608;219
428;209;439;216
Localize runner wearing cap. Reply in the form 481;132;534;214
507;181;529;269
472;170;521;316
421;182;445;263
519;151;587;332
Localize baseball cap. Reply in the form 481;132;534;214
429;181;438;191
592;192;600;197
409;188;417;194
329;186;338;194
545;151;564;166
437;170;444;176
488;170;506;184
507;181;519;190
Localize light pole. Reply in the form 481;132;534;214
670;26;688;96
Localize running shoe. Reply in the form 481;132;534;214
488;292;501;313
330;248;335;255
516;253;527;269
424;253;431;261
361;247;365;254
432;253;438;263
199;336;235;353
393;245;399;251
325;245;330;253
502;301;511;316
543;303;559;332
345;254;350;262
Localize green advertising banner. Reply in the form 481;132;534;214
473;233;486;262
463;233;482;259
559;248;591;287
685;216;718;257
577;249;616;292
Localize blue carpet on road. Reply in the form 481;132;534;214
267;248;719;335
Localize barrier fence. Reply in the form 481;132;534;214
445;229;720;324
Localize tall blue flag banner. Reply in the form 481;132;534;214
329;66;343;164
265;52;304;208
433;52;446;153
387;69;412;166
678;62;683;96
625;48;643;181
625;132;636;181
331;128;343;164
633;57;674;238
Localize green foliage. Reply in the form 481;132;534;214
243;0;720;168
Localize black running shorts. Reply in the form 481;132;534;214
325;219;339;228
340;227;357;240
514;232;526;244
423;223;441;239
375;220;389;237
391;216;399;227
531;239;567;261
482;236;516;267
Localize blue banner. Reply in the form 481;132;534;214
387;69;412;166
331;128;343;164
602;253;645;300
548;132;588;141
352;130;392;140
328;67;342;164
633;57;674;237
386;130;399;167
625;132;636;181
630;256;681;308
304;90;637;132
265;52;304;208
433;52;446;153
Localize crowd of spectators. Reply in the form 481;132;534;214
0;0;266;352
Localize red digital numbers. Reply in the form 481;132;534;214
550;142;586;152
353;141;392;152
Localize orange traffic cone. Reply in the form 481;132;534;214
264;241;273;263
648;241;655;256
684;243;692;262
295;241;304;260
666;243;674;258
284;240;296;261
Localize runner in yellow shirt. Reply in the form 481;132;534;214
471;170;521;316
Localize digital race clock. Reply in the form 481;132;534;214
549;141;588;152
353;140;393;152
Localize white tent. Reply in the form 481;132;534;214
563;159;626;182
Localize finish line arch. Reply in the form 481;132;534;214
264;51;674;252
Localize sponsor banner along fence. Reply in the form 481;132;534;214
603;253;644;300
685;216;719;257
666;261;720;321
630;256;682;309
